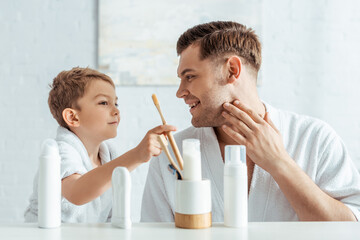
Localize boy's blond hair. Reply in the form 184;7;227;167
48;67;115;128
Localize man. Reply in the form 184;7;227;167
141;21;360;221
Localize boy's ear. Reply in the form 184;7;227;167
62;108;80;128
226;56;241;84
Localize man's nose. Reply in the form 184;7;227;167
176;81;188;99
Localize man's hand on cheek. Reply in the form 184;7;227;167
221;100;291;174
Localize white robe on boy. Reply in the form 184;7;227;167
141;103;360;222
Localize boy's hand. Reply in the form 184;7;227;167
134;125;177;163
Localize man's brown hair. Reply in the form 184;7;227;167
177;21;262;73
48;67;115;128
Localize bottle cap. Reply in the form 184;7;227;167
225;145;246;164
39;139;60;158
182;139;200;154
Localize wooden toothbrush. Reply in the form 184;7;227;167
152;94;184;170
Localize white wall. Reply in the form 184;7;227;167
260;0;360;170
1;0;360;223
0;0;190;223
0;0;98;222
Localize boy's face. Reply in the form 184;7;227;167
75;79;120;142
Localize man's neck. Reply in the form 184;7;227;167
214;126;238;146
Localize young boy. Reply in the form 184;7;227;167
24;67;176;222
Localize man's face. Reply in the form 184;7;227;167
176;45;232;127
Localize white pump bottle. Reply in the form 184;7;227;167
224;145;247;228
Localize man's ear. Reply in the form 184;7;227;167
62;108;80;128
226;56;241;84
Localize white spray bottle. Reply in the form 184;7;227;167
38;139;61;228
224;145;247;228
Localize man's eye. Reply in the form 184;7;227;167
186;75;195;81
115;103;119;107
99;101;108;105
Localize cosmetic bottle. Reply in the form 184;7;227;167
111;167;132;229
224;145;247;228
182;139;202;181
174;139;211;229
38;139;61;228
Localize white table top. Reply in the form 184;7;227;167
1;222;360;240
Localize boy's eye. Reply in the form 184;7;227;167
115;103;119;107
99;101;108;105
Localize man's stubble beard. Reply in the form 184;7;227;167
191;71;230;128
191;100;227;128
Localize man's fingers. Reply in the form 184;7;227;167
222;124;246;145
264;112;279;132
223;102;258;130
233;100;264;123
222;111;251;138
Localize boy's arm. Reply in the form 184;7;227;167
62;148;140;205
62;124;176;206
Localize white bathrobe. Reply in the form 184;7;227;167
141;103;360;222
24;127;116;223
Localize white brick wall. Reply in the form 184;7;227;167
1;0;359;223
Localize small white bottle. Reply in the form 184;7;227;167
224;145;247;228
38;139;61;228
182;139;202;181
111;167;132;229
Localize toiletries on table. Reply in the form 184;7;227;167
38;139;61;228
224;145;248;228
174;138;211;229
111;167;132;229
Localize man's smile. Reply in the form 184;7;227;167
186;99;201;113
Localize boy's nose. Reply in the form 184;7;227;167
113;106;120;115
